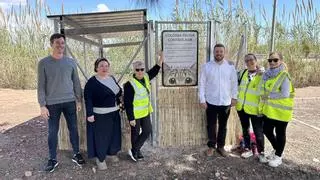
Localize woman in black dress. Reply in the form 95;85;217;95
84;58;122;170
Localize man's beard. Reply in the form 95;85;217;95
215;55;224;62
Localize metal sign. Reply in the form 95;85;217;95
161;30;198;86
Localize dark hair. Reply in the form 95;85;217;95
214;43;225;49
50;33;65;44
94;57;110;72
245;53;257;60
269;52;283;60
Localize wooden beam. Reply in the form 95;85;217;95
67;35;100;47
102;41;142;48
64;24;147;36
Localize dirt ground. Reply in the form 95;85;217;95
0;87;319;180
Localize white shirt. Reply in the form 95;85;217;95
199;59;238;106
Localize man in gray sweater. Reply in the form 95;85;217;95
37;33;85;172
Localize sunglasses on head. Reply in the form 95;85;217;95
268;58;279;63
135;68;144;72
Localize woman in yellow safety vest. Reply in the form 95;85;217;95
123;53;163;162
236;53;268;163
259;52;294;167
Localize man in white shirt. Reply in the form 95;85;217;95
199;43;238;157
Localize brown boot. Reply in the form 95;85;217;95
206;148;214;157
217;148;229;157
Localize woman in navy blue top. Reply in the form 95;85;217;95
84;57;122;170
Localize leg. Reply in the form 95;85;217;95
263;117;277;151
274;121;288;157
46;103;62;160
216;105;231;148
107;111;122;155
93;113;114;162
237;110;251;149
62;101;80;155
130;118;141;152
251;116;265;153
206;103;218;148
134;115;152;151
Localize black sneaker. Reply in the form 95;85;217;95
72;153;85;166
45;159;59;172
137;150;144;160
128;149;137;162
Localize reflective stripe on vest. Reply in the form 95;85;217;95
129;75;153;119
236;70;262;115
259;71;295;122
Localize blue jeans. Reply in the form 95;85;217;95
46;101;80;160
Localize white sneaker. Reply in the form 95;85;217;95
241;150;253;159
266;150;276;160
258;153;268;163
268;155;282;167
128;149;137;162
96;158;107;170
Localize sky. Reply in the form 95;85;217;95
0;0;318;22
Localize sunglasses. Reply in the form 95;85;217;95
268;58;279;63
135;68;144;72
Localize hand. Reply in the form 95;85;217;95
119;103;125;111
87;115;95;122
157;51;164;66
231;99;237;107
40;106;50;120
76;102;81;112
200;103;207;109
129;120;136;127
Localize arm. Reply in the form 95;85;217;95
231;65;238;100
269;77;290;99
116;85;123;105
72;63;82;103
124;82;135;121
84;80;94;117
37;61;50;119
146;51;163;80
37;61;46;107
199;64;206;104
147;64;161;80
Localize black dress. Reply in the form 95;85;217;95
84;76;122;161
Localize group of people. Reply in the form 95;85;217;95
199;44;294;168
37;33;162;172
37;33;294;173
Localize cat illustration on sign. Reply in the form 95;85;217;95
162;62;197;86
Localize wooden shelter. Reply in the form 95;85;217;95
47;9;242;152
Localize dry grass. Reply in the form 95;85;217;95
0;0;319;89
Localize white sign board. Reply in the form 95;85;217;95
161;30;198;86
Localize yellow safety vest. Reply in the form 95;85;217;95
129;75;153;119
236;70;262;115
259;71;295;122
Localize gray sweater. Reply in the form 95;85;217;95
37;55;82;106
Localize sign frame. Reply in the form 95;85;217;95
161;30;199;87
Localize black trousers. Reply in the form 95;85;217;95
206;103;231;148
237;110;265;153
263;116;288;157
91;111;121;162
131;115;152;152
